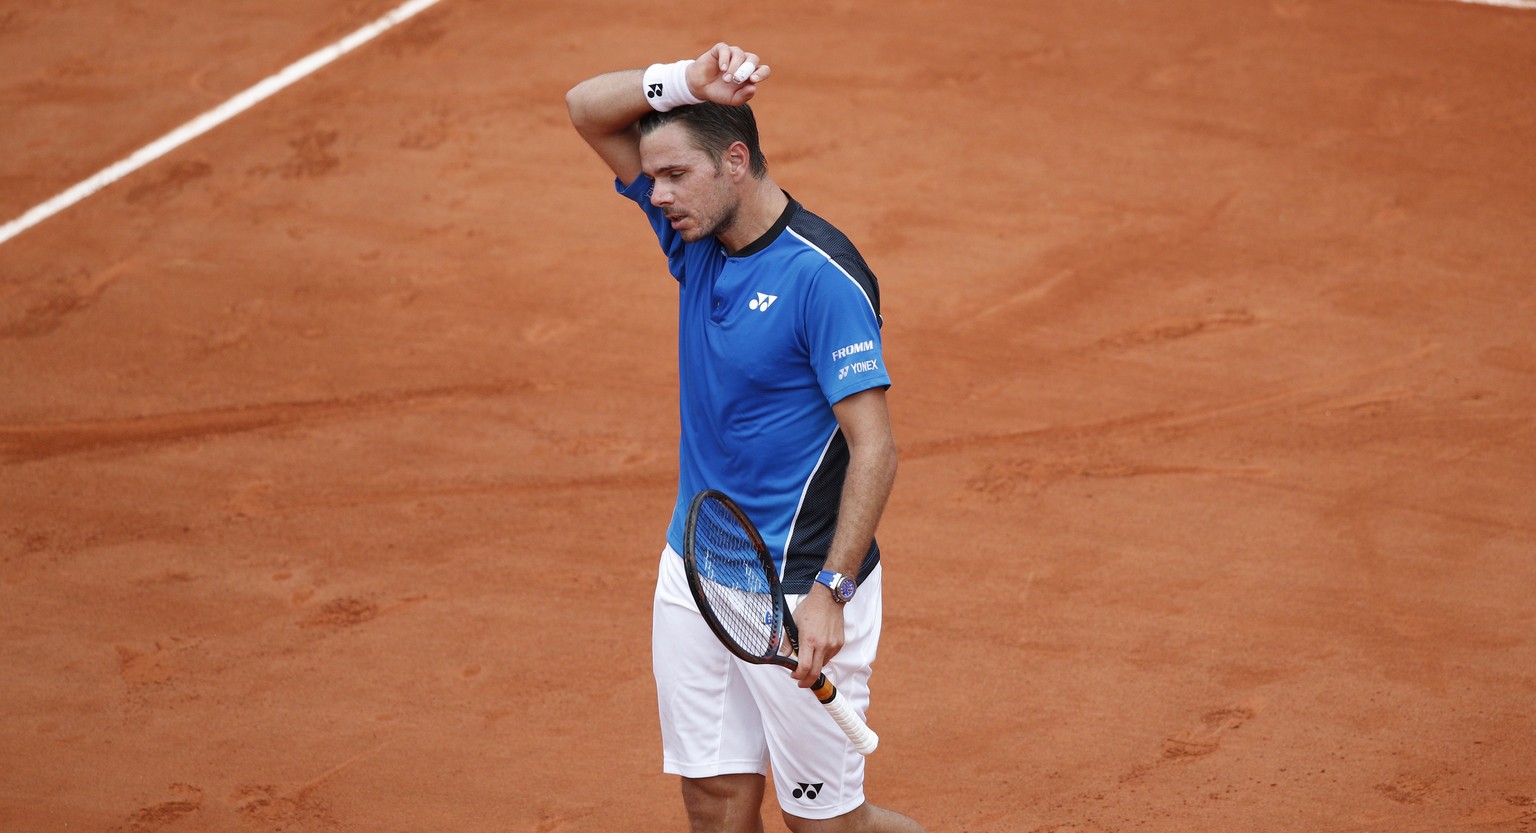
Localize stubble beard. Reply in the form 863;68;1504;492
691;202;737;243
679;170;738;243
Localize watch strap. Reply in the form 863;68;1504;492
814;570;857;603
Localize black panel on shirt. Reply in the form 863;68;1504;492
748;194;887;594
780;429;882;595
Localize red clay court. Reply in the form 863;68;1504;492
2;1;1533;831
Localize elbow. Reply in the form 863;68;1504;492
566;84;616;146
565;81;602;134
564;85;587;129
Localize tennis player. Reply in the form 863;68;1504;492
566;43;925;833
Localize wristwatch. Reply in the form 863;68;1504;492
814;570;858;604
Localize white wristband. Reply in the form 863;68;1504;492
643;60;704;112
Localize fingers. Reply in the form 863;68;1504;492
792;652;823;688
788;591;844;687
786;635;816;686
701;42;769;86
791;639;840;688
728;56;766;85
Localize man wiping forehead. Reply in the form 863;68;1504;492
566;42;923;833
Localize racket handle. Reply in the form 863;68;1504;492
809;674;879;756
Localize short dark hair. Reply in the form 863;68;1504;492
638;102;769;178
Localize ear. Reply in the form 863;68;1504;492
724;141;751;181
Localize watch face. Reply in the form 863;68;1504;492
835;577;857;602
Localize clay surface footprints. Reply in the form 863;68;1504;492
1162;703;1257;761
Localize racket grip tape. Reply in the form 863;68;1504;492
809;674;879;756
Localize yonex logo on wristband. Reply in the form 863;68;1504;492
792;782;823;800
643;60;704;112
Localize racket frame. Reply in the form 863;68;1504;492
682;489;796;669
681;489;880;756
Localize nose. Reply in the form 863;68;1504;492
650;181;672;208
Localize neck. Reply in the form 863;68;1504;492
716;177;788;254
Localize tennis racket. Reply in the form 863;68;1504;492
681;489;879;756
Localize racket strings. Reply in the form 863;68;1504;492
691;497;782;660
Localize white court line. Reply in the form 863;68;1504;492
0;0;444;247
1449;0;1536;7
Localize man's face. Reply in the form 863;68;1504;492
640;123;737;243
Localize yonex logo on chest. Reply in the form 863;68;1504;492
749;292;778;312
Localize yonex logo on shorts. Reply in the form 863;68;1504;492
749;292;778;312
793;782;823;800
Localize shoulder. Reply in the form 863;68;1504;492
784;205;862;264
782;204;881;317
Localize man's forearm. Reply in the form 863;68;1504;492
565;69;649;183
823;432;897;579
566;70;646;138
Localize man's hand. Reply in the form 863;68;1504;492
789;588;845;688
686;43;772;106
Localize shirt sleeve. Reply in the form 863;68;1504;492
616;175;688;281
804;261;892;405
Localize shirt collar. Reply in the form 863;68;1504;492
728;192;799;258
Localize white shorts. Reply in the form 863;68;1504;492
652;545;883;820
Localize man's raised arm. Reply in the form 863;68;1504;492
565;43;772;185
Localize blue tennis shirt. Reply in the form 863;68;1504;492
618;175;891;593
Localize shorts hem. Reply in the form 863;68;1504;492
663;758;768;779
780;793;867;822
